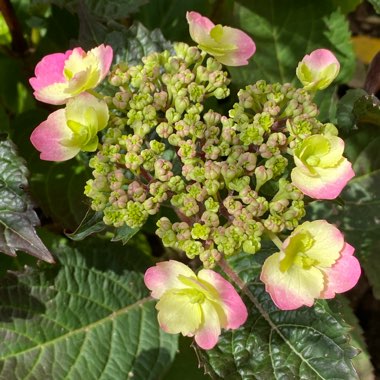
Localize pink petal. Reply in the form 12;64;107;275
291;158;355;199
322;243;361;298
144;260;196;299
216;27;256;66
195;299;221;350
303;49;340;72
29;50;72;92
30;109;79;161
186;11;215;43
90;44;114;80
260;252;324;310
198;269;247;329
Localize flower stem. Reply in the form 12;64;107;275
86;89;104;100
265;230;283;250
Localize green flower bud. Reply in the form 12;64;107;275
191;223;211;240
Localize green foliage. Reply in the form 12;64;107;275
368;0;380;13
0;233;177;379
228;0;355;87
330;296;375;379
336;89;368;132
197;253;359;380
0;139;53;262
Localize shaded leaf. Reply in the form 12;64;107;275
336;89;368;132
330;296;375;380
112;224;140;245
0;233;177;379
352;94;380;127
368;0;380;14
229;1;355;88
0;139;53;263
67;210;106;241
40;0;148;20
198;252;358;379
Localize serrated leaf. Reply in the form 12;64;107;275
330;296;375;380
198;253;358;380
0;234;177;379
0;139;53;263
229;1;355;87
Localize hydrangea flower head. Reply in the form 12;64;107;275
296;49;340;91
291;134;354;199
144;260;247;349
29;44;113;105
30;92;109;161
260;220;361;310
186;11;255;66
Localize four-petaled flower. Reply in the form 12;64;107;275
291;134;354;199
186;11;255;66
29;44;113;105
296;49;340;91
144;260;247;349
260;220;361;310
30;92;109;161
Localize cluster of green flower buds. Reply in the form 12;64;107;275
85;42;327;267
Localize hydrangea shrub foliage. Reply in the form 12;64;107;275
0;1;377;379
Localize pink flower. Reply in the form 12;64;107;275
30;93;109;161
260;220;361;310
186;11;255;66
144;260;247;350
29;44;113;105
291;134;355;199
296;49;340;91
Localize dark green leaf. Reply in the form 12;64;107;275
0;139;53;263
352;94;380;127
0;233;177;379
165;336;209;380
67;210;106;241
112;224;140;245
330;296;375;379
336;89;368;132
198;253;358;380
41;0;148;20
229;1;354;88
368;0;380;13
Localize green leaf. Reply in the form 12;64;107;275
165;336;209;380
67;210;106;241
42;0;148;20
336;89;368;132
352;94;380;127
0;138;53;263
229;1;355;87
0;233;177;379
112;224;140;245
198;252;358;379
368;0;380;13
332;0;363;14
330;296;375;380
